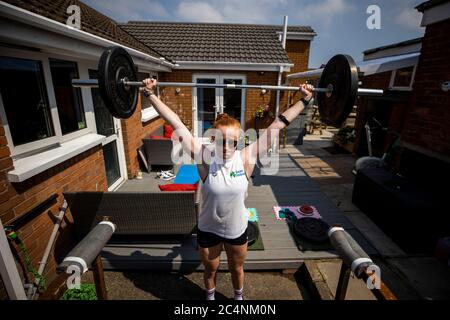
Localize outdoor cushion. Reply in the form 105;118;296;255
173;164;200;184
159;183;198;192
63;191;197;237
148;135;169;140
163;124;174;139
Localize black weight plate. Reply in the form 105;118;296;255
247;221;259;246
293;217;330;243
317;54;358;126
98;46;138;119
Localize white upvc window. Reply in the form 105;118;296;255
0;47;95;159
389;64;417;91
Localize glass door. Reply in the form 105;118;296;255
193;74;246;139
220;75;246;129
89;69;127;189
193;75;220;137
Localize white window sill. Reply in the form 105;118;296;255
141;107;159;123
7;133;106;183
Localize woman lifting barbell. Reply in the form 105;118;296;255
142;78;313;300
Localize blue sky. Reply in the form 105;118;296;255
83;0;425;68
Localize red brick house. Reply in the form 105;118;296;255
120;21;315;139
354;0;449;166
0;0;315;299
352;0;450;253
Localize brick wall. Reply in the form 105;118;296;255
246;71;280;130
354;19;450;163
281;39;312;118
158;70;282;132
158;70;194;131
120;94;164;178
401;18;450;158
0;120;108;299
285;40;311;74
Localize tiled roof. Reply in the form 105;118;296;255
2;0;168;60
120;21;315;64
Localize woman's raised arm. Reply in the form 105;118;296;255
241;84;314;177
142;79;208;178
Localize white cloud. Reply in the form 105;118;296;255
297;0;356;28
395;7;422;30
177;2;224;22
84;0;169;22
176;0;289;24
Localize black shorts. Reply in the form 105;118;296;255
197;227;248;248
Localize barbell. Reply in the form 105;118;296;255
72;46;383;125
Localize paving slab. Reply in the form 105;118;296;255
81;270;307;300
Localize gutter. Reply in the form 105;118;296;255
174;60;293;67
286;68;323;80
276;31;317;41
0;1;175;68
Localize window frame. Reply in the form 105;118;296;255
48;57;89;139
389;63;417;91
0;47;95;158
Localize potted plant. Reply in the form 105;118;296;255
255;104;275;119
333;126;355;153
254;104;275;132
62;284;98;300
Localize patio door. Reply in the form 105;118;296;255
192;75;220;138
221;75;246;127
88;69;127;190
193;74;246;138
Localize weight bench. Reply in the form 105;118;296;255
57;218;115;299
63;191;199;242
328;226;396;300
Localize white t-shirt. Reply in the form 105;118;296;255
198;150;249;239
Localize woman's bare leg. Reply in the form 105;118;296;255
199;243;222;290
224;242;248;291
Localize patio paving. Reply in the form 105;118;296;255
82;270;309;300
103;147;377;271
288;131;450;300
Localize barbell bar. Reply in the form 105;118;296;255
72;78;382;96
71;46;384;124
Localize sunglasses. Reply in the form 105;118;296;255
210;136;238;148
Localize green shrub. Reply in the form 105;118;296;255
62;284;97;300
335;126;355;144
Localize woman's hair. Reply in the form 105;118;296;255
213;113;240;129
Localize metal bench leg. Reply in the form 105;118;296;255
335;261;351;300
92;254;107;300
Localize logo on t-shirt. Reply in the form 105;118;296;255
230;169;245;178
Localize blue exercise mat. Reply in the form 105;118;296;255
174;165;200;184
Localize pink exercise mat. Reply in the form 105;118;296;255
273;205;322;220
